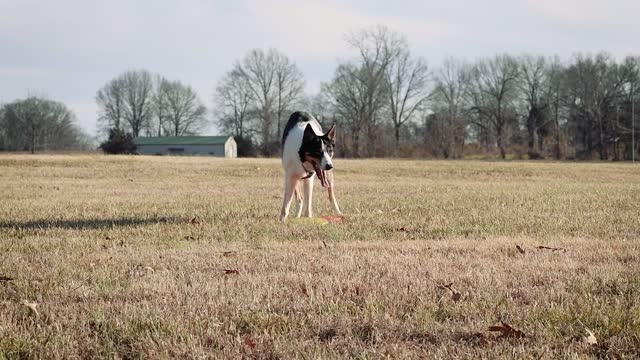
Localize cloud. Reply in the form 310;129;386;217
526;0;640;29
1;0;639;136
66;102;100;135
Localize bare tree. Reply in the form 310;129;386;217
385;46;431;151
152;74;169;137
7;97;47;153
302;92;334;124
619;57;640;160
565;53;629;159
158;79;207;136
348;25;405;156
430;57;472;158
213;71;254;139
234;49;274;145
121;70;154;137
468;55;521;159
325;25;404;157
518;55;552;157
96;70;155;137
96;77;125;131
232;48;304;150
0;97;87;153
323;63;367;157
274;53;305;136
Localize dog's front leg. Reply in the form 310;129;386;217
294;183;303;218
326;171;342;215
301;176;314;217
328;185;342;215
280;175;299;222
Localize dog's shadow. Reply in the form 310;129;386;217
0;216;180;230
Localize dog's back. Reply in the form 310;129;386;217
282;111;322;146
281;111;323;172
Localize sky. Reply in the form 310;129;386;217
1;0;639;137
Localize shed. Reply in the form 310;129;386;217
134;136;237;157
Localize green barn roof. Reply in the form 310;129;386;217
134;136;232;146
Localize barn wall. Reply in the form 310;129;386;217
136;144;226;156
225;138;238;158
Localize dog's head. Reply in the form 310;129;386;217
300;123;336;188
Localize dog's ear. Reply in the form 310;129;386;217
303;123;317;143
325;123;336;142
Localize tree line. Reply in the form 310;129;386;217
3;24;638;160
0;97;91;153
211;25;640;160
422;52;639;161
96;70;207;138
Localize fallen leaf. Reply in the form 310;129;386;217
516;245;525;254
584;328;597;345
454;331;489;345
406;331;439;344
438;282;462;302
243;336;257;349
318;328;338;342
321;215;344;223
536;245;567;252
224;269;240;275
0;276;13;282
21;300;39;317
488;322;526;338
437;282;454;291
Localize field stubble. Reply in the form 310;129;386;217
0;154;639;358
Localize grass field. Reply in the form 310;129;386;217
1;154;639;359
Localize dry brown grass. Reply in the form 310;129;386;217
0;154;639;359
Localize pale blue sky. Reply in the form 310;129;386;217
1;0;638;136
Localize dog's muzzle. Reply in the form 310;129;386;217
313;162;329;188
301;163;329;188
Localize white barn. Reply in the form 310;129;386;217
134;136;237;157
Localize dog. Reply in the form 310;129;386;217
280;111;341;221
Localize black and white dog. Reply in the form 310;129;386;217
280;111;341;221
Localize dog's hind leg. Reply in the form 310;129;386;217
301;176;314;217
294;183;303;218
280;175;299;222
326;171;342;215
